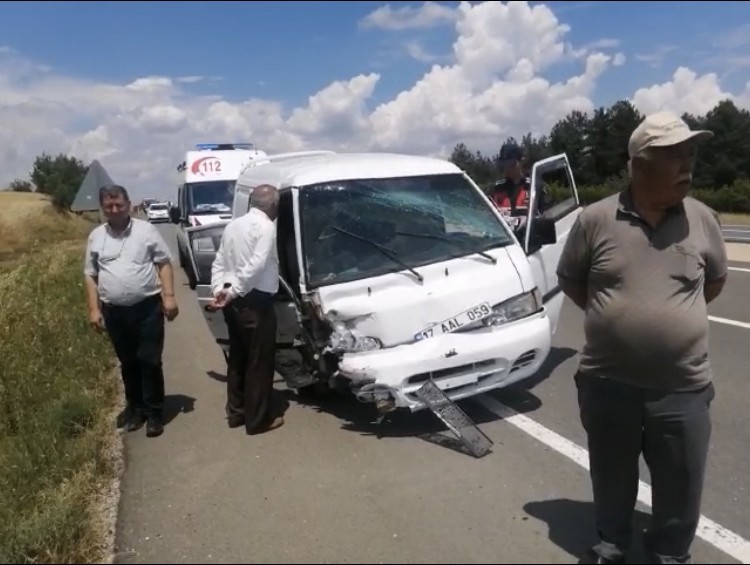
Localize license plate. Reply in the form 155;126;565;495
414;302;493;341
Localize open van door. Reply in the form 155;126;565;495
523;154;582;335
184;221;301;355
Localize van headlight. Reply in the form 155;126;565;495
191;236;215;252
327;323;382;354
483;289;542;327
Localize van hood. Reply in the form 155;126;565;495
189;212;232;227
313;247;526;349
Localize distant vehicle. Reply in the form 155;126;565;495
146;201;170;223
170;143;269;288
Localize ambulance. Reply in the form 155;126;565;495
171;143;268;288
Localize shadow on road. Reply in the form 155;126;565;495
204;345;576;457
524;498;653;564
116;394;197;427
206;370;227;383
515;346;578;390
163;394;196;425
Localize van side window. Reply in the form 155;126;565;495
535;165;578;221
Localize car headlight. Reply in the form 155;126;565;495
327;323;382;354
483;289;542;327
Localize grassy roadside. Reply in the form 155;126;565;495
0;193;120;563
719;213;750;227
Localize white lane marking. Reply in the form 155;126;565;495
476;395;750;564
709;316;750;330
729;267;750;274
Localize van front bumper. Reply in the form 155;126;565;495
337;309;552;412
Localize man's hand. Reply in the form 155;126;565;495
89;308;105;332
208;289;233;311
162;295;179;321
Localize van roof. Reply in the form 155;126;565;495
235;152;462;189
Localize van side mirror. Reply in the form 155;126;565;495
169;206;180;224
527;217;557;251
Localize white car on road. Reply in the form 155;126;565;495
146;202;170;223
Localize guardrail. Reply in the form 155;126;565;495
723;226;750;244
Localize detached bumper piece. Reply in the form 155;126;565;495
415;379;493;458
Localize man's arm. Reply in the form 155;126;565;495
83;235;105;331
211;233;228;297
148;225;179;320
230;222;275;299
555;215;591;311
705;277;726;304
704;211;728;305
157;261;176;298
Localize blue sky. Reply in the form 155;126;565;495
0;1;748;198
1;1;747;108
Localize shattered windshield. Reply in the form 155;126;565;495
299;173;514;288
186;180;235;214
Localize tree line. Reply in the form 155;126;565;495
449;99;750;213
5;98;750;214
6;154;89;211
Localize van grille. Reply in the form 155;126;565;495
407;359;500;385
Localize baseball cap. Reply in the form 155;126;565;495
628;111;713;159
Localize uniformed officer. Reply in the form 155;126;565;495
491;142;532;218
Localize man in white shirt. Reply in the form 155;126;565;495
84;184;179;438
209;184;282;434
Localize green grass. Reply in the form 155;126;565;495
719;213;750;226
0;244;119;563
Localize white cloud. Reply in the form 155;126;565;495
360;1;458;31
404;40;444;64
1;0;748;201
631;67;746;116
712;23;750;50
587;38;621;50
635;45;678;68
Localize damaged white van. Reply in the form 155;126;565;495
184;151;581;413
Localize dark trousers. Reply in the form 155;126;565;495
575;372;714;563
102;294;166;418
223;291;277;433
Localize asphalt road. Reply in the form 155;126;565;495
723;225;750;243
115;224;750;564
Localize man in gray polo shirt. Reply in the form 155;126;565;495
557;112;728;564
84;184;179;438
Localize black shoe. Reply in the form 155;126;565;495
146;416;164;438
126;411;147;432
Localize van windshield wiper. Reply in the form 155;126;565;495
331;225;424;283
395;231;497;264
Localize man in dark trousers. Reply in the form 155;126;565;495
557;111;727;564
84;184;179;438
209;184;282;435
